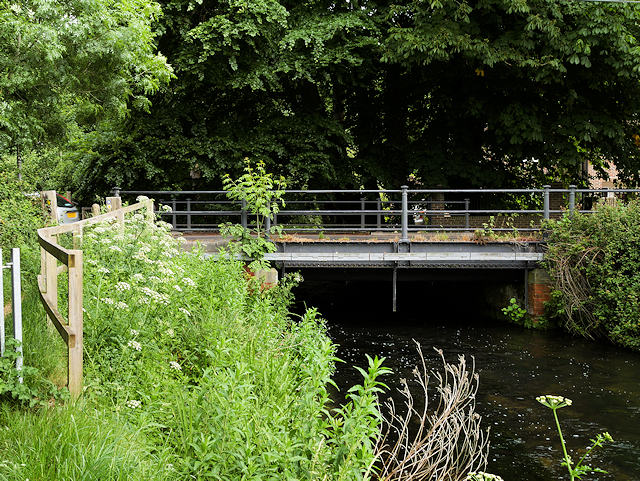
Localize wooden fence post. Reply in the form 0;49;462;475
68;250;83;398
106;196;124;231
42;190;57;224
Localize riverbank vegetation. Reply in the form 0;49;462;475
1;156;499;480
2;210;391;479
544;200;640;351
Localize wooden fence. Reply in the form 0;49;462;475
37;197;154;398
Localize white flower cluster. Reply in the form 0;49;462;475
101;297;114;305
132;273;145;283
127;340;142;351
159;267;175;278
467;473;504;481
115;301;129;310
139;287;169;305
536;395;573;409
115;282;131;291
126;399;141;409
170;361;181;371
97;267;110;274
182;277;196;287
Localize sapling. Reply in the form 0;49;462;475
220;158;286;271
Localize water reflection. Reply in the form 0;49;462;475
293;280;640;481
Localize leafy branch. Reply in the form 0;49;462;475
220;159;286;271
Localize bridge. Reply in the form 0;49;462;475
113;185;636;312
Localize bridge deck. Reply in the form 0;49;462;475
178;232;544;269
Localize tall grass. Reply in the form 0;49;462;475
0;404;173;481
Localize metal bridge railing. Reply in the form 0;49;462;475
113;186;640;239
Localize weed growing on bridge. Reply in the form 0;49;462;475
220;159;286;271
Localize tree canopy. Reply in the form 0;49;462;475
0;0;172;151
10;0;640;198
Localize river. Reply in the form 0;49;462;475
293;279;640;481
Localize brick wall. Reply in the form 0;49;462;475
528;269;552;318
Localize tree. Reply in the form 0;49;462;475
378;0;640;187
0;0;172;152
65;0;381;199
66;0;640;200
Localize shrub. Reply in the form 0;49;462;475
77;208;387;479
544;200;640;350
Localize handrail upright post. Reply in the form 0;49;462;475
569;185;576;219
241;198;248;229
543;185;550;220
186;198;192;230
67;250;83;399
273;203;278;230
361;197;365;230
265;203;271;238
401;186;409;242
145;199;155;223
171;199;177;228
377;198;382;230
464;198;470;229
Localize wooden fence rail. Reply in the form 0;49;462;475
37;197;154;398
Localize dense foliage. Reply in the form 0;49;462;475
70;211;387;479
544;200;640;351
0;160;45;278
60;0;640;201
0;0;172;151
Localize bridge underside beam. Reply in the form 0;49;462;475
282;267;524;283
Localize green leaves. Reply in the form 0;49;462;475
545;200;640;350
0;0;172;150
220;158;286;269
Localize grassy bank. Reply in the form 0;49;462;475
1;210;388;480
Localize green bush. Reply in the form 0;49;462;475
0;166;43;256
74;209;386;479
544;200;640;350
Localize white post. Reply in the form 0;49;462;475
11;248;23;381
